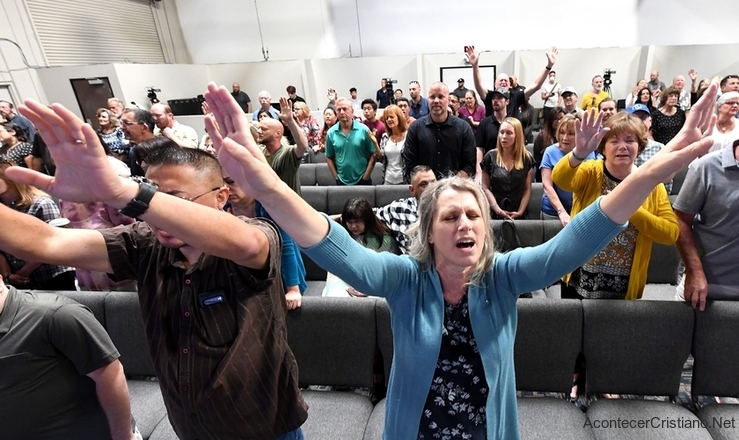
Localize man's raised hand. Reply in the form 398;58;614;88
11;100;131;205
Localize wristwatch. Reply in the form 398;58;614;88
119;176;158;218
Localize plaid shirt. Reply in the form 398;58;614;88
374;196;418;253
635;139;673;194
4;197;74;283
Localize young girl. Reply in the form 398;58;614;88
322;198;400;297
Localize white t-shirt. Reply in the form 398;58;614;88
709;123;739;153
542;82;561;108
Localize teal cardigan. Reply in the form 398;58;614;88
303;199;624;439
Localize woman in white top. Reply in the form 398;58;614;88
624;79;648;107
708;91;739;153
379;104;408;184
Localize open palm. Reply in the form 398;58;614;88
10;101;129;204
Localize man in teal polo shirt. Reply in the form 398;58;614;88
325;97;377;185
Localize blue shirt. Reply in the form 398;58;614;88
409;97;429;119
303;201;624;439
252;107;280;121
540;144;597;216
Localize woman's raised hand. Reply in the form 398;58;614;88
573;108;609;158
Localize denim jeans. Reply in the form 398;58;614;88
276;427;304;440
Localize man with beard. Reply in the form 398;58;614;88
402;82;476;180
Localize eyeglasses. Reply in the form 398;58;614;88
722;102;739;107
171;187;223;202
119;119;142;126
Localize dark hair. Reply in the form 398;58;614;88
361;99;377;110
395;97;410;106
395;89;403;95
720;75;739;89
410;164;433;181
1;122;29;143
144;144;223;184
124;108;155;132
257;108;275;119
134;136;178;165
537;106;566;153
349;87;357;93
286;85;297;94
340;197;392;250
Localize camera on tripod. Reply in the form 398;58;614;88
603;69;616;87
384;77;398;103
147;87;161;104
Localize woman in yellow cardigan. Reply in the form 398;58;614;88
552;110;678;300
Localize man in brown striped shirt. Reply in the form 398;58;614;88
0;101;308;440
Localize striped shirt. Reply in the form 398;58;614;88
101;218;307;439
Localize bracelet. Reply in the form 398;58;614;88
571;150;588;161
545;65;552;71
119;177;158;218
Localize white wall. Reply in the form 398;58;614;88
173;0;739;64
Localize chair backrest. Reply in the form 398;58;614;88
301;186;328;212
327;186;377;214
527;183;544;219
691;301;739;398
646;243;681;284
315;164;336;186
299;163;317;186
582;299;693;396
491;220;544;252
515;299;583;392
104;291;157;377
375;185;412;208
286;296;377;389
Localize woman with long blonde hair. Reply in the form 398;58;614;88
480;117;534;219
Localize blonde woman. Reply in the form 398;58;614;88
481;117;534;219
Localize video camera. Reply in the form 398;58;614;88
147;87;161;104
603;69;616;87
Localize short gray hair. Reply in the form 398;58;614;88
716;91;739;114
407;176;495;286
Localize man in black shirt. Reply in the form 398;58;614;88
466;46;558;118
376;78;391;109
402;82;476;180
452;78;469;101
475;88;510;155
231;82;252;113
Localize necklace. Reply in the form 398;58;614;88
717;119;735;133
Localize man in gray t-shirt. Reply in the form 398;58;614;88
673;142;739;310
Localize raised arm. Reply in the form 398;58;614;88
13;101;269;270
465;46;489;102
524;47;558;100
279;96;308;158
204;83;330;248
596;82;718;225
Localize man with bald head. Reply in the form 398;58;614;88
150;103;199;149
673;75;691;111
466;46;558;117
648;71;666;93
257;97;308;195
231;82;252;113
402;82;476;180
252;91;280;121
